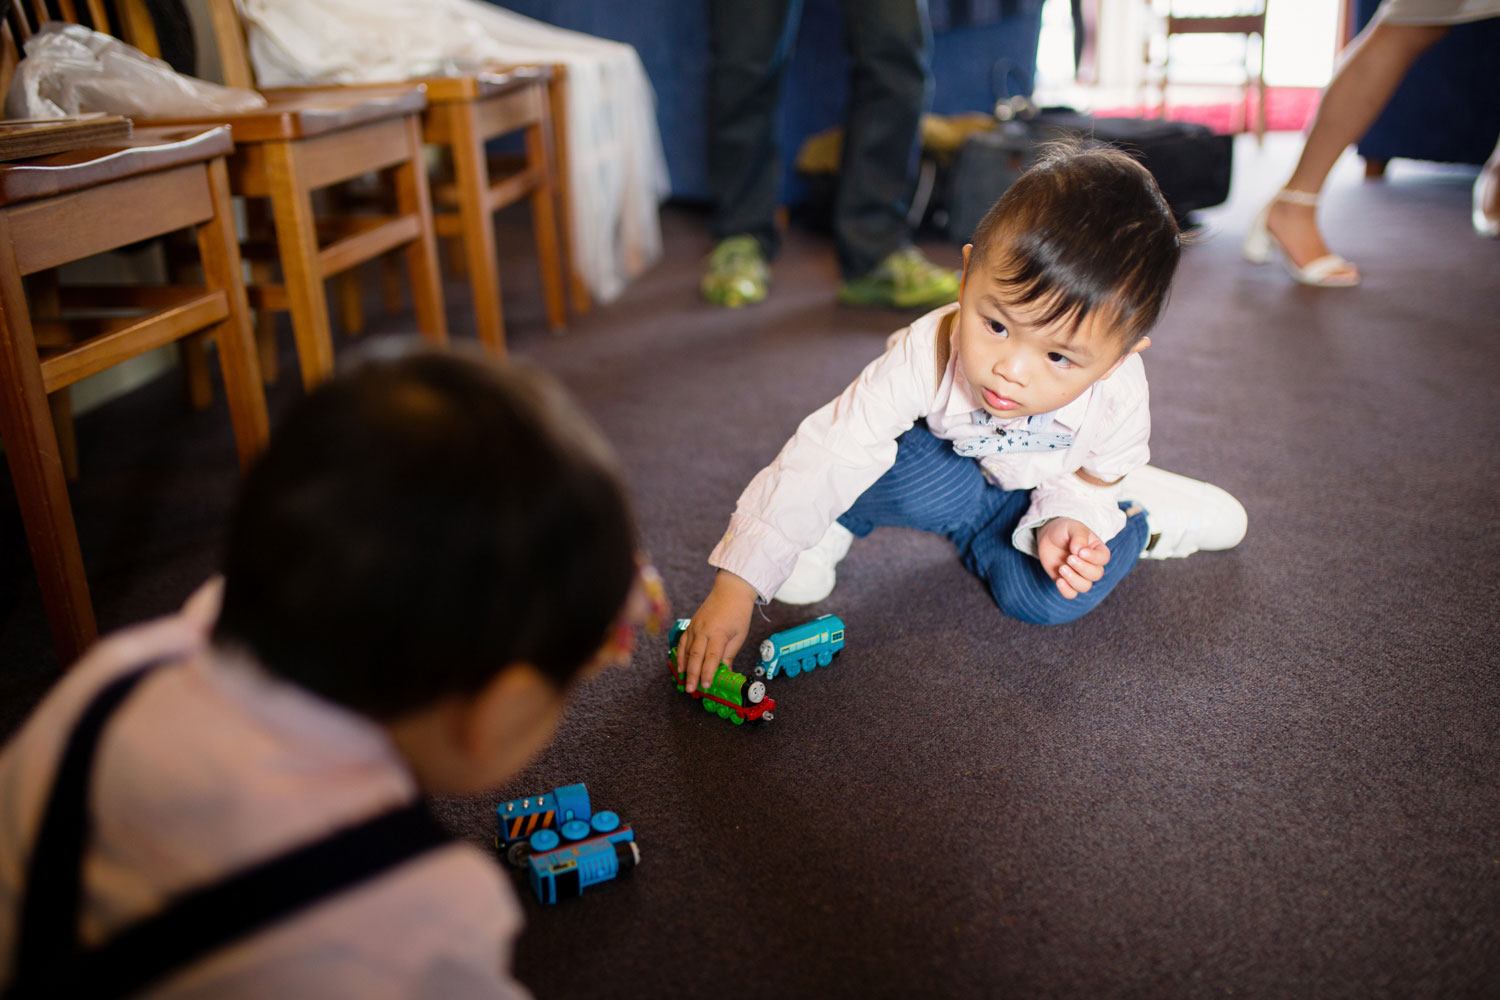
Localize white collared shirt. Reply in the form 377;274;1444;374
709;303;1151;601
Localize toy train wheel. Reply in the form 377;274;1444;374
783;660;801;678
505;840;532;869
817;650;832;666
730;708;745;726
702;698;716;714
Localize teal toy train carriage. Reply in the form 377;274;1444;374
667;619;775;724
755;614;845;679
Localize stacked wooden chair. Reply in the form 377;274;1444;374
0;12;269;664
1;0;597;663
205;0;585;354
7;0;452;393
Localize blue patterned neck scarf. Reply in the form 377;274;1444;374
951;410;1074;457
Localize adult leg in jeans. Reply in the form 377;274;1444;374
838;424;1146;624
834;0;932;279
707;0;804;257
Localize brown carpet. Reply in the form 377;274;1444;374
1;134;1497;998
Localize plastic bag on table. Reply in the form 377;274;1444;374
4;22;266;119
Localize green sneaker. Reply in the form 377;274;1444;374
700;235;769;308
837;247;960;309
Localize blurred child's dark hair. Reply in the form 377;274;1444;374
213;346;638;721
968;138;1181;349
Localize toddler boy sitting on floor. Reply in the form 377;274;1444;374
676;141;1247;689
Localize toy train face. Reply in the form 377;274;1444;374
755;614;846;679
667;618;774;724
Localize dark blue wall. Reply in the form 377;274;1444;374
488;0;1043;202
1354;0;1500;167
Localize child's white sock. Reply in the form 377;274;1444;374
774;522;856;604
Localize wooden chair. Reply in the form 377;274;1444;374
0;111;269;664
545;66;592;321
1143;0;1268;141
203;0;584;354
6;0;450;392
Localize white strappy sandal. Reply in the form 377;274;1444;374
1474;168;1499;239
1243;188;1360;288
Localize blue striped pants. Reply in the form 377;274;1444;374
837;424;1149;625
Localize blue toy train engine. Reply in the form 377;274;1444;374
494;783;638;903
755;614;846;679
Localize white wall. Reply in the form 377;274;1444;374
1264;1;1342;86
1036;0;1342;102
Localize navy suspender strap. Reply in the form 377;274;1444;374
4;662;455;1000
44;802;454;999
11;662;161;990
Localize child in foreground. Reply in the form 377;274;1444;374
0;350;661;998
677;142;1247;691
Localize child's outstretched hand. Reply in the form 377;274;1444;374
676;571;758;693
1037;517;1110;599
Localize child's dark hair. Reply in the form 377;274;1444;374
213;347;638;721
969;138;1181;349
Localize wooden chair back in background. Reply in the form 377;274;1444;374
205;0;583;353
1;6;268;665
8;0;452;391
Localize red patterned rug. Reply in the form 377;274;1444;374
1093;86;1320;135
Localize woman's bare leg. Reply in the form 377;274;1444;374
1265;20;1449;275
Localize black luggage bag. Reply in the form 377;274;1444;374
943;109;1234;243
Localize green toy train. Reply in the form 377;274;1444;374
666;619;775;724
